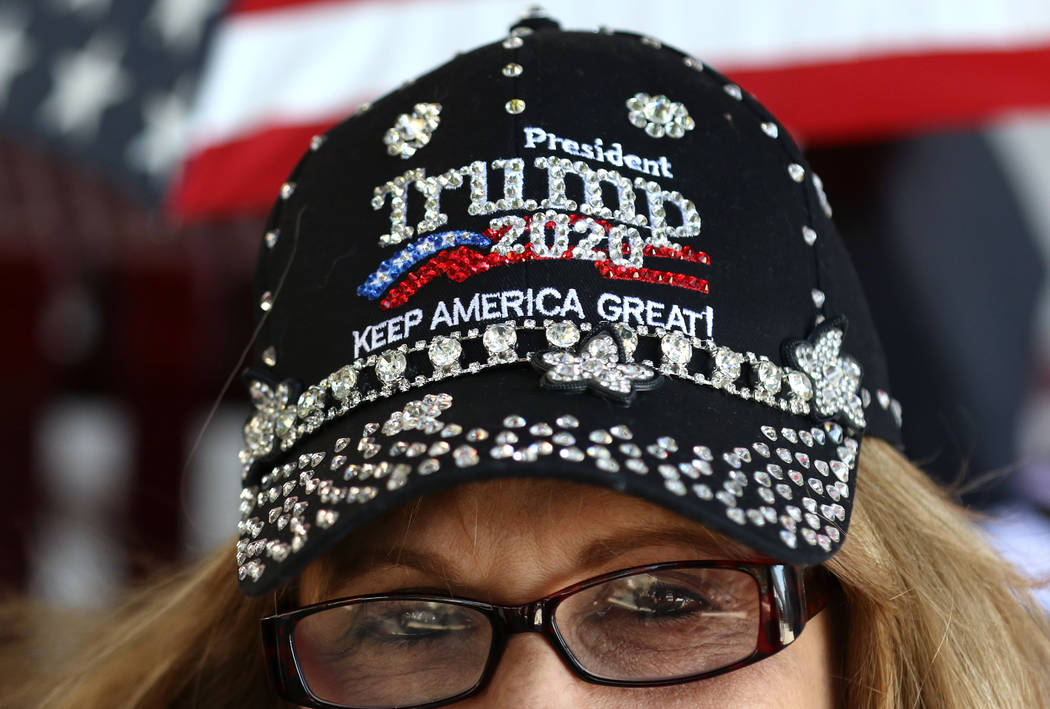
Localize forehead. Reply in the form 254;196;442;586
303;478;755;598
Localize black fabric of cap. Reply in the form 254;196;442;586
235;18;904;596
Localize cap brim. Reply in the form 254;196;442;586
237;364;857;595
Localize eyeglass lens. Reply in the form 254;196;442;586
294;600;493;707
291;568;759;708
553;567;759;681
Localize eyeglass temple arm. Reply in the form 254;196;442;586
801;565;835;620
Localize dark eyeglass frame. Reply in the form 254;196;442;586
260;560;834;709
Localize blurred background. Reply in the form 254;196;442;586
3;0;1050;608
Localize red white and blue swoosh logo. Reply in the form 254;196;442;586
358;213;710;310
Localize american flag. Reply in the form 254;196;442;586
171;0;1050;220
0;0;223;202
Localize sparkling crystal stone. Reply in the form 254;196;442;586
529;422;553;437
297;386;325;415
755;361;781;394
428;336;462;367
375;350;407;382
316;509;338;529
452;445;479;467
546;321;580;348
589;429;613;444
665;479;687;496
261;346;277;367
642;95;674;123
786;371;813;400
502;35;523;48
723;83;743;100
811;289;826;308
394;113;426;140
555;414;579;429
503;415;526;428
280;181;296;199
656;436;678;452
264;229;279;248
660;331;691;365
505;99;526;114
760;122;779;138
830;460;849;482
585;333;618;360
330;366;357;400
274;408;297;438
713;347;743;381
259;291;273;311
627;459;649;474
502;62;523;77
787;164;805;182
802;226;818;245
553;432;575;446
483;323;517;354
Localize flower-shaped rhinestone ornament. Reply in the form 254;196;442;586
531;324;664;404
241;375;303;465
384;103;442;159
785;318;866;430
626;92;695;139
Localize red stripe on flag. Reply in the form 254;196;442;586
229;0;363;15
729;44;1050;145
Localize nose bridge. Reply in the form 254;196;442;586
499;600;546;634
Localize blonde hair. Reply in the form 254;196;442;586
5;439;1049;708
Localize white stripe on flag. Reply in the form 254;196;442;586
189;0;1050;150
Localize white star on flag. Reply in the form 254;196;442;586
39;33;130;140
0;8;34;107
147;0;222;53
126;81;192;181
49;0;113;18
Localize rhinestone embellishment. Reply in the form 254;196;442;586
239;319;898;473
626;92;695;139
384;103;442;159
532;325;662;404
786;318;866;429
237;385;865;584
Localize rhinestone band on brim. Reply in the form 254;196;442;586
240;318;903;479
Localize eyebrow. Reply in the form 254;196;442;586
336;524;756;595
573;525;754;569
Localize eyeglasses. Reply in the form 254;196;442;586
261;560;833;709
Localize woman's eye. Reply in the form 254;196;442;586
603;581;709;619
368;606;471;639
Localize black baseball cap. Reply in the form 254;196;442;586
235;13;904;596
